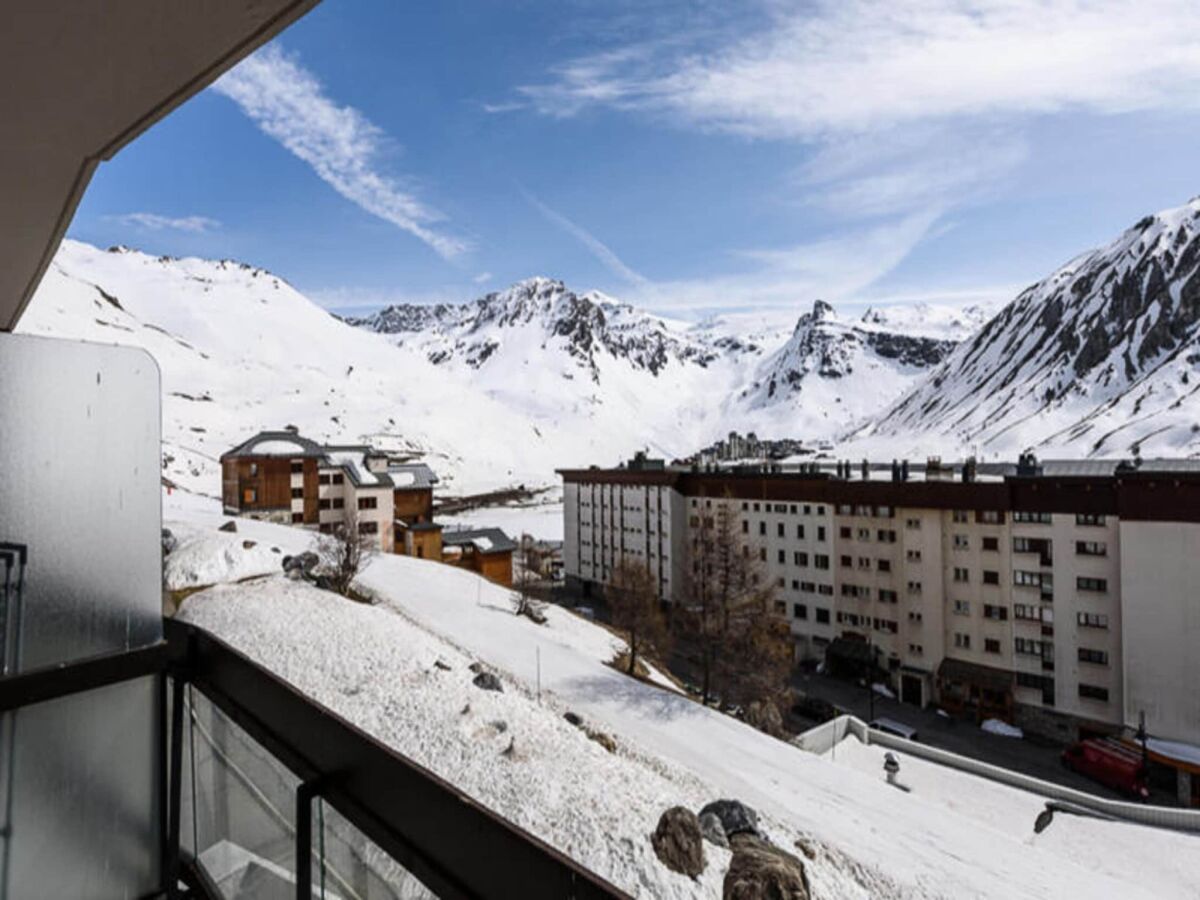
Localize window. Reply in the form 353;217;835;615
249;462;259;477
290;460;304;474
796;524;805;539
815;608;830;624
759;521;766;536
840;526;852;539
1077;611;1109;629
804;505;812;515
318;498;331;511
984;638;1001;654
332;498;344;510
953;534;969;550
905;517;921;529
953;567;969;583
907;580;922;594
1078;648;1109;665
318;474;331;485
759;547;767;561
857;556;871;570
817;526;827;541
1076;576;1107;592
840;554;852;568
358;496;378;510
242;487;257;504
789;505;797;514
954;633;970;649
1076;513;1106;526
953;599;970;615
358;521;379;535
778;549;786;564
332;473;345;485
1014;637;1042;656
978;510;1003;524
774;600;786;614
291;512;303;524
291;486;303;499
1075;540;1106;556
818;584;833;596
982;536;999;552
742;520;749;533
1014;603;1041;621
777;523;785;537
982;570;1000;585
742;502;748;511
856;528;871;541
908;644;924;655
1014;570;1045;587
952;510;968;523
794;551;808;566
814;554;830;569
794;604;807;620
906;549;922;562
1013;510;1051;524
983;604;1008;621
877;559;891;573
878;589;897;603
800;581;815;592
1078;684;1109;701
817;506;826;516
877;529;896;543
753;503;760;512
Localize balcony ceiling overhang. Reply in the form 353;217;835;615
0;0;321;332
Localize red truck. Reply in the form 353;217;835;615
1061;737;1150;799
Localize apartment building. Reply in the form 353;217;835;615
221;430;443;556
560;457;1200;777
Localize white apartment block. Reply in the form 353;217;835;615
561;457;1200;801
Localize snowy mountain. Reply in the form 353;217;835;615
21;240;979;504
863;198;1200;459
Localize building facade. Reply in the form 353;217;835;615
560;458;1200;766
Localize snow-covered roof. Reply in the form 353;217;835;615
442;527;515;555
324;447;393;488
387;462;438;489
223;430;325;459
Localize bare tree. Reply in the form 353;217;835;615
313;507;378;597
677;494;790;710
608;559;670;676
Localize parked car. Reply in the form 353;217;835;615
868;717;919;741
791;694;842;723
1061;738;1150;799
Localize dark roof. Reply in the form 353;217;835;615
442;527;516;555
222;430;325;460
388;462;438;490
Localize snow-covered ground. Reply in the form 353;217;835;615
167;496;1200;899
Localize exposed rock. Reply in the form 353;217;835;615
490;720;508;734
585;728;617;753
242;540;257;550
724;833;808;900
699;812;730;849
433;659;452;671
472;672;503;692
270;546;281;554
468;661;485;674
282;551;319;575
161;528;177;555
218;520;238;533
651;807;706;879
563;711;584;727
459;703;471;715
700;799;759;840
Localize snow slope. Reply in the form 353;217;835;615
168;498;1200;899
22;243;967;501
864;198;1200;460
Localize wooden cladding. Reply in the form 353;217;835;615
221;457;293;510
394;488;434;523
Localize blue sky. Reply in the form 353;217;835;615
69;0;1200;317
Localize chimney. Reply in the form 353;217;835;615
962;457;977;482
901;459;909;482
861;459;869;481
891;459;900;482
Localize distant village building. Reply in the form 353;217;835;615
221;430;513;585
442;528;516;585
693;431;808;465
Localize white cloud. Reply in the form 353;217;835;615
473;271;493;284
111;212;220;233
213;44;466;260
522;191;649;288
521;0;1200;138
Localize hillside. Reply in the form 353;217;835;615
22;244;967;502
861;199;1200;459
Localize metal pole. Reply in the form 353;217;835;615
296;780;321;900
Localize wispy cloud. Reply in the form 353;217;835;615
110;212;221;233
473;271;493;284
505;1;1200;308
213;44;466;260
522;191;649;288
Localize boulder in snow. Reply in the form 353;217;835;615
242;540;257;550
161;528;177;555
651;807;706;879
700;799;759;840
699;811;730;849
218;520;238;533
472;672;504;692
564;711;584;727
433;659;452;671
724;833;808;900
